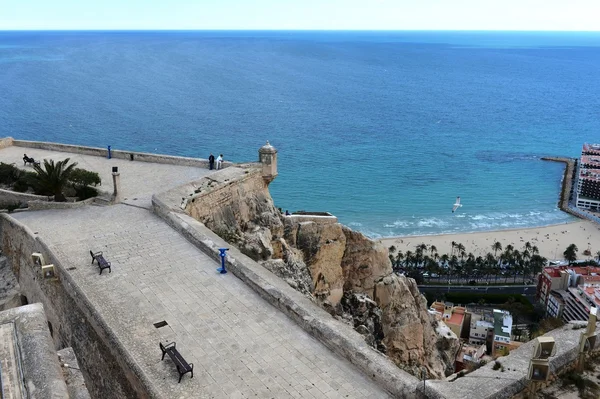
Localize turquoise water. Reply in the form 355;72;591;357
1;31;599;237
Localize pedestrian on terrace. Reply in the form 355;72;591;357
208;153;215;170
216;154;223;170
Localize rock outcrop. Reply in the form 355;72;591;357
193;178;458;379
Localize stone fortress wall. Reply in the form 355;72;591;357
152;166;421;398
1;136;233;168
0;215;155;399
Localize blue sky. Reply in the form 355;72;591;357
1;0;599;31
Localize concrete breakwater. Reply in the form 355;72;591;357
541;157;583;220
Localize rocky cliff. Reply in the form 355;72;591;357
190;176;458;379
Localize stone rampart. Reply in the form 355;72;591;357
153;175;421;398
0;136;14;149
0;188;48;207
184;167;267;222
9;137;232;168
419;322;600;398
27;197;96;210
0;214;158;399
0;303;70;398
287;213;338;224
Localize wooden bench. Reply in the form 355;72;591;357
89;250;111;275
159;342;193;383
22;154;40;167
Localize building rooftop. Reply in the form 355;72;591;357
473;320;494;329
583;143;600;155
543;266;600;279
581;155;600;167
448;312;465;327
493;309;512;338
579;170;600;182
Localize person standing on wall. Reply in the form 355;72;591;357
208;153;215;170
216;154;223;170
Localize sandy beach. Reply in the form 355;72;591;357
377;221;600;261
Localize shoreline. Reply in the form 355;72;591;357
377;220;581;241
377;220;600;261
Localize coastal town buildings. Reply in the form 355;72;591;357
469;318;494;347
492;309;519;354
429;302;520;357
454;343;487;372
537;265;600;322
576;143;600;211
430;301;469;338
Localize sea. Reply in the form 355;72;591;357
1;31;599;238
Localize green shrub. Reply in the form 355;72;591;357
74;185;98;201
12;179;29;192
492;361;502;370
0;162;19;185
6;203;20;213
69;168;101;187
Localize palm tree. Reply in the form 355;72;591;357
524;241;532;253
563;244;578;264
596;250;600;264
492;241;502;257
440;254;449;267
451;241;457;255
531;246;539;256
485;253;496;282
430;245;437;256
529;255;547;281
33;158;78;202
388;245;396;254
405;250;414;269
395;251;405;271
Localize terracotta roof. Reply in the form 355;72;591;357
448;312;465;326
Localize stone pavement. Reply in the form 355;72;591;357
1;145;213;209
13;205;392;398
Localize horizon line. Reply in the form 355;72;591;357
1;28;600;33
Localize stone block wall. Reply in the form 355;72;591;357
184;168;267;222
10;138;233;169
0;136;14;149
419;322;600;399
0;214;155;399
0;189;49;207
0;303;70;398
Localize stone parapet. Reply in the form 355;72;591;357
0;136;14;149
0;189;48;207
7;137;234;169
287;212;338;224
420;322;600;398
152;191;420;398
27;197;96;210
0;303;70;399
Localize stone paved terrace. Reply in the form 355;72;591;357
2;145;392;398
1;145;213;209
13;206;391;398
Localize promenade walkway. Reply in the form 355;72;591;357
3;146;391;398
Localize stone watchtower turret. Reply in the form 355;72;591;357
258;141;278;184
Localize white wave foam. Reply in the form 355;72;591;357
383;220;412;228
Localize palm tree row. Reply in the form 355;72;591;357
389;240;548;285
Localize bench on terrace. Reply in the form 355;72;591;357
23;154;40;167
89;250;111;275
159;342;194;383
